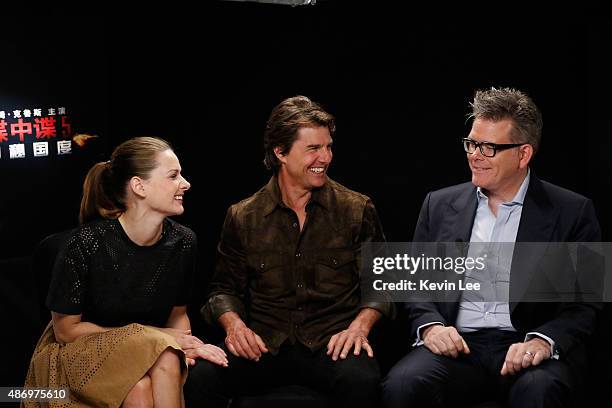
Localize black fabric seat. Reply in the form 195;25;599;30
31;229;76;333
231;385;330;408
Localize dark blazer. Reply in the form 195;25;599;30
407;173;601;361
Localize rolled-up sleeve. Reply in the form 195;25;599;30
202;206;248;324
357;199;395;319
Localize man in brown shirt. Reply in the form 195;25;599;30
185;96;392;408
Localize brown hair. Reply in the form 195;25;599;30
79;137;172;224
263;95;335;172
468;87;543;153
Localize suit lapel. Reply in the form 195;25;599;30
510;175;559;312
449;185;478;243
444;185;477;312
516;176;557;243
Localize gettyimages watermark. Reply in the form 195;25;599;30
361;242;610;303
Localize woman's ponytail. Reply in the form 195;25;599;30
79;161;123;224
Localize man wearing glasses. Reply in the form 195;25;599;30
382;87;601;408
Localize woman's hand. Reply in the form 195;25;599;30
163;305;226;366
184;344;228;367
160;327;205;350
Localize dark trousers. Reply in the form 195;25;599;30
184;341;381;408
382;329;573;408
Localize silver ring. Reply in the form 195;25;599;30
524;351;534;357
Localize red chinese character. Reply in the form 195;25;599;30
34;117;57;139
61;116;72;137
10;118;33;142
0;120;8;143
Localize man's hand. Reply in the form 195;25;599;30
422;325;470;358
184;344;229;367
219;312;268;361
326;308;381;361
500;337;551;376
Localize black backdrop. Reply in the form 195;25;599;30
1;2;611;396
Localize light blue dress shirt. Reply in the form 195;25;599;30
454;170;531;332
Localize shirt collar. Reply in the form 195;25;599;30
476;168;531;206
263;174;331;216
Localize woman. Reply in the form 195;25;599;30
23;137;227;407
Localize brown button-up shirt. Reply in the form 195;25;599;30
202;175;392;353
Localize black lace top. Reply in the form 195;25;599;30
46;217;197;328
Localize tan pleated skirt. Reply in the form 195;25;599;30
22;322;187;408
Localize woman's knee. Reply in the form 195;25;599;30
123;375;153;408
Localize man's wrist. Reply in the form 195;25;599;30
421;323;444;342
351;308;382;334
218;311;245;333
349;317;371;334
528;337;551;354
422;325;435;341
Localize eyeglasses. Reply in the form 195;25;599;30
462;138;526;158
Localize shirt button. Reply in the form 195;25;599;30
292;222;298;228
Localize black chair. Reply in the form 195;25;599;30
3;255;41;386
31;229;76;333
231;385;330;408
